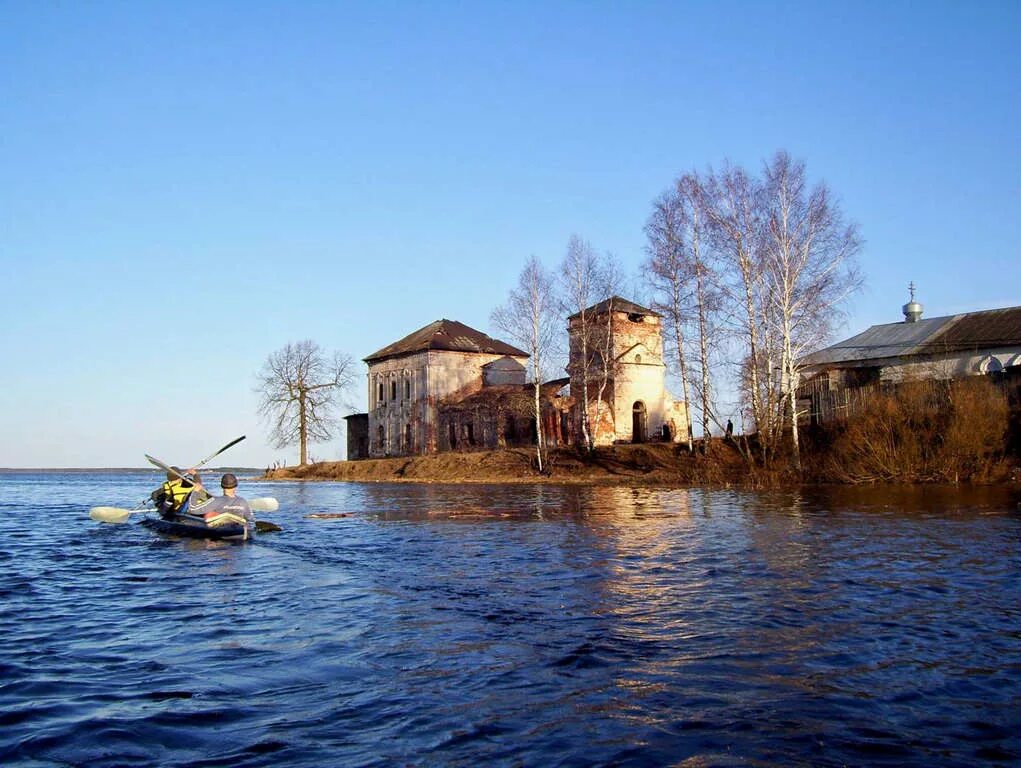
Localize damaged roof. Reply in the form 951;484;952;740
568;296;660;321
364;319;528;363
800;305;1021;369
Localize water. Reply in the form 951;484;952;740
1;471;1019;767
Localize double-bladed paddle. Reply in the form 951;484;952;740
90;496;280;524
89;436;282;529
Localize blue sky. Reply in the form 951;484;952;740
2;1;1018;467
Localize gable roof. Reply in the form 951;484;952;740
800;305;1021;369
615;342;663;366
364;319;528;363
482;355;526;370
568;296;660;321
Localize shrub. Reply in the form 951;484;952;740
817;377;1009;483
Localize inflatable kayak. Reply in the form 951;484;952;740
141;509;251;541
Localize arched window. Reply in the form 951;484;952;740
977;355;1003;374
377;425;385;453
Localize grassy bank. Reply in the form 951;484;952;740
264;442;802;487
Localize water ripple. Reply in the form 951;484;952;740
0;473;1018;766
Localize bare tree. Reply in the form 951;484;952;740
761;151;863;470
642;173;723;451
491;256;559;472
643;187;695;451
680;173;721;450
256;340;355;466
702;163;771;458
559;235;601;451
559;236;624;450
590;257;626;444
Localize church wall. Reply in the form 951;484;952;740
366;349;528;457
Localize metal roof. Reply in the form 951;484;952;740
364;319;528;363
921;306;1021;352
800;305;1021;369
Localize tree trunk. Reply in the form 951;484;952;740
299;391;308;465
533;378;544;472
782;318;801;472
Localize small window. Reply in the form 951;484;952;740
405;378;411;399
635;354;642;364
378;382;384;403
391;381;397;400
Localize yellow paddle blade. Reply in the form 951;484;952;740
89;506;133;523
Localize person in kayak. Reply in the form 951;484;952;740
151;467;194;518
188;473;255;538
151;468;212;518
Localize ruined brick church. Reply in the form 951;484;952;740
345;297;688;459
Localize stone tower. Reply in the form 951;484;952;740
566;296;687;445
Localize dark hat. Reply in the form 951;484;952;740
220;473;238;489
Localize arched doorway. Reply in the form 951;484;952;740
632;401;647;443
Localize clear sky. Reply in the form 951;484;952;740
2;1;1018;468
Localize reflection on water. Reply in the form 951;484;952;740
0;471;1019;767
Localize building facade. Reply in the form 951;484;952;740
363;319;528;457
350;298;689;458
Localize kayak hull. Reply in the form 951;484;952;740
141;514;249;541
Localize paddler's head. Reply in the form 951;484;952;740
167;466;193;487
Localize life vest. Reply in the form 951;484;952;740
159;479;194;513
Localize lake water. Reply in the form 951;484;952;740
1;470;1019;767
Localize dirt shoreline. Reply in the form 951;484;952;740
262;443;783;487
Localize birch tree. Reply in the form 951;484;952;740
590;257;626;444
559;235;601;451
643;173;721;450
680;173;720;450
702;164;771;458
761;151;863;470
491;256;558;472
256;340;355;466
643;187;695;451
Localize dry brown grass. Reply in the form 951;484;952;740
811;378;1011;483
265;441;772;487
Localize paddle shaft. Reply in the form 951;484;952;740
146;434;244;486
192;435;246;472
